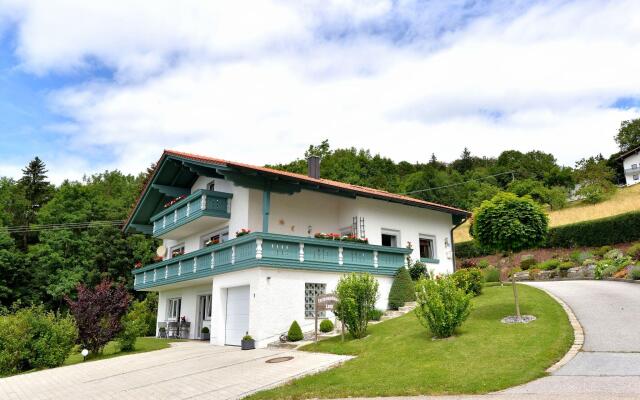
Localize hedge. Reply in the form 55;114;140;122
455;211;640;258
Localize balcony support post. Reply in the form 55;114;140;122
262;189;271;233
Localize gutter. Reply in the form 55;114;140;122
450;217;469;272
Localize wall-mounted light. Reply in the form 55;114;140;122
444;237;450;248
307;225;312;236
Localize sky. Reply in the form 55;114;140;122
0;0;639;184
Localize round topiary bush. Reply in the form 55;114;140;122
388;267;415;310
319;319;334;333
287;320;304;341
414;276;472;338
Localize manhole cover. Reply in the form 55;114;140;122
266;356;294;364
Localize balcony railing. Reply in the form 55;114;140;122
625;168;639;174
133;232;411;290
150;189;232;237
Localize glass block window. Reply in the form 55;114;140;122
305;283;326;318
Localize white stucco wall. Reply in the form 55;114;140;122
623;152;640;186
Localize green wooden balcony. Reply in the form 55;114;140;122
150;189;232;239
133;232;411;290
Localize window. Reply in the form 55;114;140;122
201;228;229;248
207;180;216;191
170;243;185;258
634;174;639;181
305;283;326;318
167;298;181;321
339;226;353;236
199;295;212;321
419;236;436;260
380;229;399;247
632;164;638;170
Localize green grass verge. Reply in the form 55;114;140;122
64;337;182;366
249;285;573;399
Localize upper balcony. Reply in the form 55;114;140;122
150;189;232;239
133;232;411;290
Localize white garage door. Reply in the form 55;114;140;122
225;285;250;346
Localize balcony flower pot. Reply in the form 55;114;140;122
241;334;255;350
201;326;210;341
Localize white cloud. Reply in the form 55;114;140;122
1;0;640;183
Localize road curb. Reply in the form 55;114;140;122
532;285;584;373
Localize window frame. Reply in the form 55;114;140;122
207;180;216;191
169;243;185;259
200;227;229;249
380;228;400;247
167;297;182;321
305;282;327;319
418;234;439;263
634;174;639;181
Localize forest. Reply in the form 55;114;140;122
0;117;638;311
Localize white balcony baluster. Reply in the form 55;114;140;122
256;239;263;259
299;243;304;262
338;247;344;265
373;251;378;268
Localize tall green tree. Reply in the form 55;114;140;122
471;192;548;320
615;118;640;152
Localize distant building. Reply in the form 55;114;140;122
619;145;640;186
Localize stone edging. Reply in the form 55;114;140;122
532;285;584;373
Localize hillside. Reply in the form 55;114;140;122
454;183;640;243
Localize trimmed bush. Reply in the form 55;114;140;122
335;273;379;339
520;255;537;270
483;266;500;283
388;267;415;310
627;244;640;261
368;309;384;321
287;321;304;342
408;261;427;281
319;319;334;333
537;259;561;271
604;249;624;260
414;277;472;338
558;261;574;271
477;259;490;269
594;246;614;257
455;240;492;258
451;268;483;296
629;267;640;280
0;306;77;376
459;259;477;269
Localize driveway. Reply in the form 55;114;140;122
0;341;350;400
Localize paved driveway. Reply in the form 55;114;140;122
0;341;350;400
503;280;640;397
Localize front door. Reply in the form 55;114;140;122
197;294;212;339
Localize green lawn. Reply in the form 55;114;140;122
249;285;573;399
64;337;182;366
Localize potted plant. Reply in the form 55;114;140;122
158;327;167;338
236;228;251;237
201;326;210;341
241;332;255;350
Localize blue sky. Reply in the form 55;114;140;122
0;0;639;183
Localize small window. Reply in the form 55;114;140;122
167;298;182;321
632;164;638;170
207;181;216;191
170;244;185;258
634;174;639;181
305;283;326;318
199;295;212;321
381;229;399;247
419;236;436;259
339;226;353;236
201;228;229;248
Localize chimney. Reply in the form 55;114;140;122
307;156;321;179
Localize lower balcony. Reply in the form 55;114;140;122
133;232;411;290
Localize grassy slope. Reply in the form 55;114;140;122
454;183;640;243
249;285;573;399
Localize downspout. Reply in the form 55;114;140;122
450;216;468;272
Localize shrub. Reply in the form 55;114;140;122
630;267;640;280
388;268;415;310
117;309;147;352
537;259;561;271
614;268;629;279
627;244;640;261
451;268;482;296
368;309;384;321
455;240;492;259
483;266;500;283
548;212;640;248
287;321;304;342
0;305;77;376
520;255;537;270
529;268;541;280
594;246;614;257
201;326;209;334
604;249;624;260
335;273;379;339
477;259;490;269
66;280;131;354
558;261;574;271
319;319;334;333
408;261;427;281
595;257;632;280
414;277;472;338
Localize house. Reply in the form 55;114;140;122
620;145;640;186
125;150;470;348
